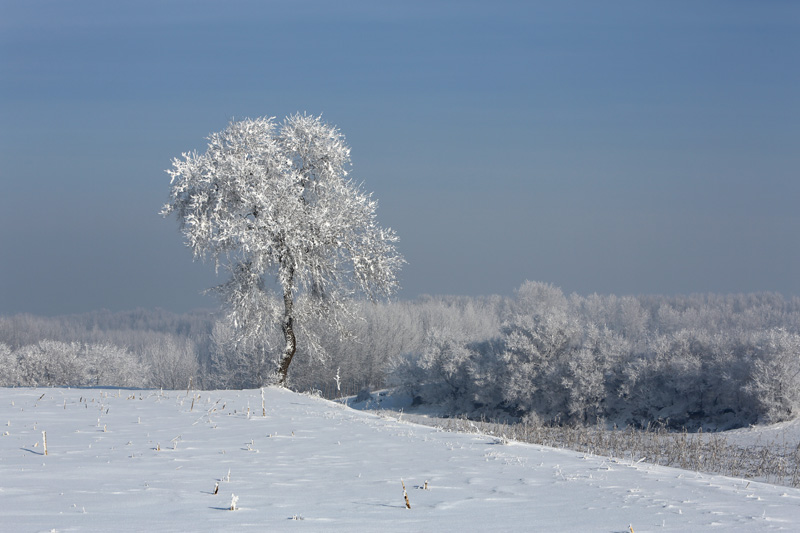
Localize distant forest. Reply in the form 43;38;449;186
2;282;800;430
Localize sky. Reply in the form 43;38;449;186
1;1;799;316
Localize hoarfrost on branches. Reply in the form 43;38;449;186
162;114;403;386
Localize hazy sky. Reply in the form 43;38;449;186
1;1;798;316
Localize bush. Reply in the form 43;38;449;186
0;340;147;388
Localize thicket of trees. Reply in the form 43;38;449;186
2;283;800;430
391;283;800;429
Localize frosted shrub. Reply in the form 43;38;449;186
0;343;18;386
415;329;474;404
389;326;506;414
14;341;85;386
82;343;148;387
142;335;199;390
389;329;471;408
207;318;280;389
0;341;146;388
744;328;800;423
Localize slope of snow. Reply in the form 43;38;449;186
723;418;800;449
2;387;799;532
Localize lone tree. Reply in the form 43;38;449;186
162;114;403;386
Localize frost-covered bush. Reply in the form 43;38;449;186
388;330;505;415
0;343;19;386
206;319;279;390
389;328;476;409
0;341;147;388
82;343;149;388
14;341;86;386
743;328;800;423
142;334;200;390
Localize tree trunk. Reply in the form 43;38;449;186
276;268;296;386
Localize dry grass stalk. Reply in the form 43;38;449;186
401;479;411;509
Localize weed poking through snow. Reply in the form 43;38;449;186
401;479;411;509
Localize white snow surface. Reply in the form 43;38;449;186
2;387;800;532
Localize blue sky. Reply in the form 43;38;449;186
1;1;799;315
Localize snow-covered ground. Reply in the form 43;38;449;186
2;388;800;532
723;418;800;450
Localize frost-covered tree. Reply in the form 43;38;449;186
499;282;578;417
162;114;403;386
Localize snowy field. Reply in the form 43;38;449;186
2;388;800;532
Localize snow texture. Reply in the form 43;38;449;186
2;387;799;531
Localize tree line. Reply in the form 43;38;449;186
391;282;800;430
2;283;800;429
